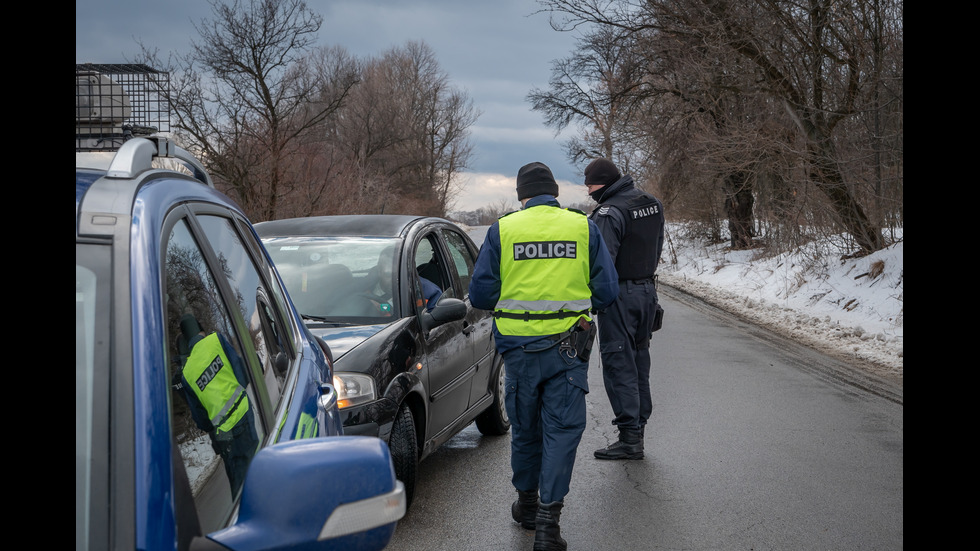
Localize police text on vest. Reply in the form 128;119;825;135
513;241;577;260
630;205;660;219
196;356;225;391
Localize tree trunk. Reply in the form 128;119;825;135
723;171;754;249
808;138;883;254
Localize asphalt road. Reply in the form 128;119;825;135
383;286;904;551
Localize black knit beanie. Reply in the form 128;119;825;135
584;158;621;188
516;162;559;200
180;313;202;339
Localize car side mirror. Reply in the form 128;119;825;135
205;437;405;551
420;297;467;332
273;351;289;377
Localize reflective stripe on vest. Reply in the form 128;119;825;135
496;205;592;336
183;332;250;435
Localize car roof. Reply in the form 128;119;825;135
76;167;229;240
255;214;442;239
76;168;103;210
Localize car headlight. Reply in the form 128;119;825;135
333;372;377;409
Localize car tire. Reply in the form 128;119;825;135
475;359;510;436
389;404;419;508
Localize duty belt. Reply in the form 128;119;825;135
493;308;589;322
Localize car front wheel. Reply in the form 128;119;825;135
389;404;419;508
475;359;510;436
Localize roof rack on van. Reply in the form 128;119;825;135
76;64;170;151
106;136;215;188
76;63;213;187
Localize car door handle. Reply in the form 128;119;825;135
462;322;474;335
319;383;338;411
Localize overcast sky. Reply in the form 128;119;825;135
75;0;594;212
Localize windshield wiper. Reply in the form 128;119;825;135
301;313;354;326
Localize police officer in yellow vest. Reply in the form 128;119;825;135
173;314;259;496
469;162;619;551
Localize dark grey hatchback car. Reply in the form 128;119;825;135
255;215;510;507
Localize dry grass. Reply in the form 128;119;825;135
868;260;885;279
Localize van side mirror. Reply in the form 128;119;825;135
207;437;405;550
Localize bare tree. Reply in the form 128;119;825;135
528;8;767;248
148;0;358;221
274;45;362;217
527;26;648;173
536;0;901;254
425;86;478;214
691;0;887;253
382;41;478;216
326;41;478;216
137;5;477;220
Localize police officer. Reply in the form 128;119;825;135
584;158;665;461
469;162;619;551
173;314;259;495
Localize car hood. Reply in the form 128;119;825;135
308;323;391;360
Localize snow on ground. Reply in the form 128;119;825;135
462;222;903;384
658;224;903;382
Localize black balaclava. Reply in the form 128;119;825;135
584;158;621;202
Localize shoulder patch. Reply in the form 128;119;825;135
595;206;612;216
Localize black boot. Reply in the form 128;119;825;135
594;427;644;460
533;500;566;551
511;488;538;530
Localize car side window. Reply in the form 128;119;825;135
415;233;452;300
442;229;476;299
196;214;288;407
235;220;299;367
412;235;447;314
164;218;265;533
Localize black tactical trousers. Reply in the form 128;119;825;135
596;279;658;430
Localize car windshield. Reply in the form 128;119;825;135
264;236;400;321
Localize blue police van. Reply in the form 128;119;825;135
75;64;405;551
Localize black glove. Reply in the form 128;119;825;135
170;371;184;391
211;434;231;456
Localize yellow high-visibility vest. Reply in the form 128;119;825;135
183;333;250;436
495;205;592;336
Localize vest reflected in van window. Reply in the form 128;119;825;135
196;356;225;390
